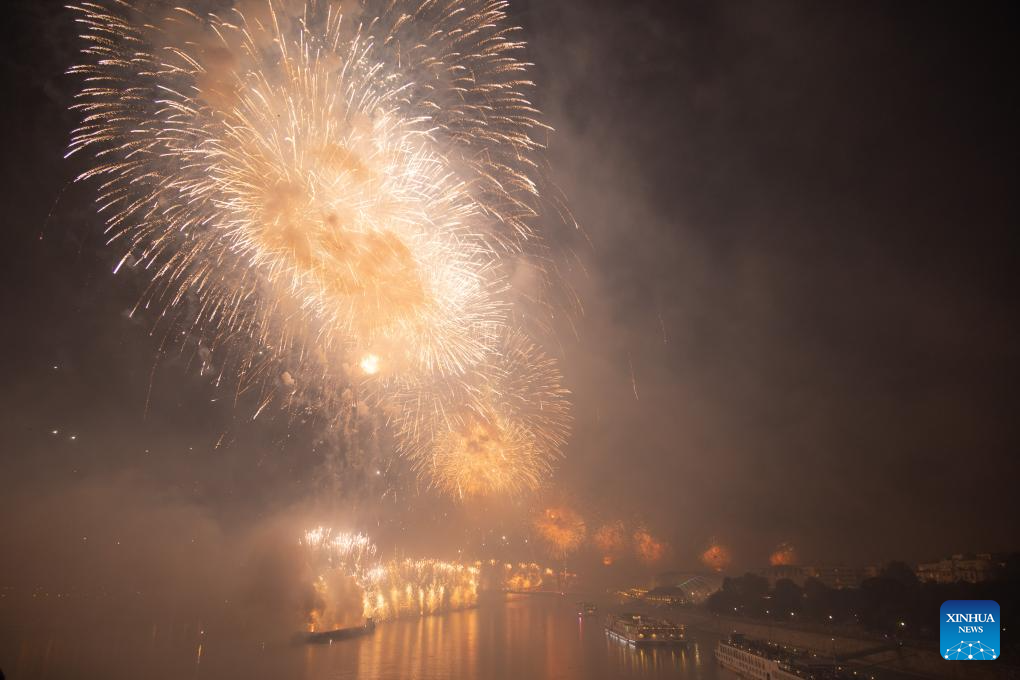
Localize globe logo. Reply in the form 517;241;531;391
941;601;1000;661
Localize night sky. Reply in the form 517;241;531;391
1;0;1017;611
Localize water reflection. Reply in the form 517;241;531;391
2;595;740;680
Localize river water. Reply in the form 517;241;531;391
4;594;746;680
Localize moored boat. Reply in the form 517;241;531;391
716;633;871;680
604;612;686;646
303;618;376;644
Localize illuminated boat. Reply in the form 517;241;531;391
578;602;598;616
605;613;686;646
716;634;870;680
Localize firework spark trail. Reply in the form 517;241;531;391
533;505;586;559
302;526;377;572
68;0;515;382
302;528;477;625
387;330;571;498
69;0;575;495
361;558;479;620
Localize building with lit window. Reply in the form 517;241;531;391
915;553;1005;584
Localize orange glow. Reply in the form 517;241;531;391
593;521;626;565
533;506;586;558
769;542;798;566
633;528;665;564
701;542;731;573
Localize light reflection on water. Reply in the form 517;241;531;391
2;596;740;680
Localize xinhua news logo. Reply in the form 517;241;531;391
941;600;999;660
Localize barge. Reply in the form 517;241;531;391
303;618;376;644
716;633;874;680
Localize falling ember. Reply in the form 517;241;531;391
633;528;666;565
769;542;798;566
701;541;731;573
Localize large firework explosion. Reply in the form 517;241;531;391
68;0;573;497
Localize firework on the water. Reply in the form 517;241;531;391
361;558;479;620
302;528;477;626
388;331;571;498
68;0;574;496
301;528;378;631
497;561;547;591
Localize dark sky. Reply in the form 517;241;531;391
1;0;1017;596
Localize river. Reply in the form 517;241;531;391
4;594;748;680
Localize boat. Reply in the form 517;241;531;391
604;613;686;646
716;633;868;680
303;618;376;644
577;602;598;616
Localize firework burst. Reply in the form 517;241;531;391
361;558;479;620
68;0;562;395
701;540;731;573
389;331;571;498
302;526;377;572
68;0;576;498
769;541;798;566
592;520;626;566
632;527;666;565
533;505;586;559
